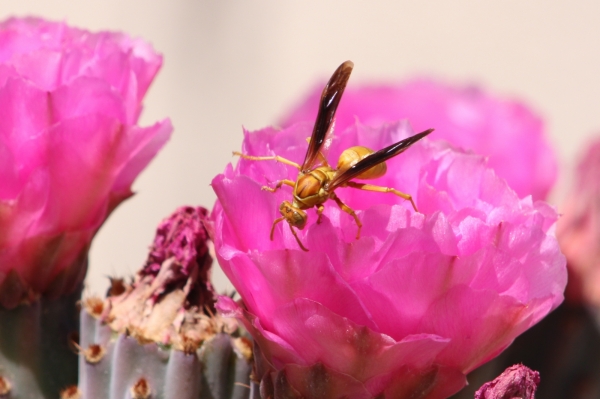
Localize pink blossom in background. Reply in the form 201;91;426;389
211;120;566;398
557;138;600;307
282;80;557;201
0;17;172;308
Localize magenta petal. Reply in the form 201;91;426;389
50;76;127;123
110;120;172;196
212;173;280;252
248;250;377;329
216;296;305;366
220;295;464;398
283;363;373;399
419;287;547;371
269;299;449;380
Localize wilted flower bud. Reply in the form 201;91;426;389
105;206;218;346
79;206;253;399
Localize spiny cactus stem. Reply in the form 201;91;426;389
0;287;80;399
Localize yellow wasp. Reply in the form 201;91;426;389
234;60;433;251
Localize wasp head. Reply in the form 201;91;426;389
279;201;307;230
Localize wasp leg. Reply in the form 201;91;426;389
331;193;362;239
270;216;309;251
289;224;309;252
270;217;285;241
316;204;325;224
346;181;418;212
262;179;295;193
233;152;301;170
271;217;308;252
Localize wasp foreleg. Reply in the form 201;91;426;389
262;179;295;193
269;215;309;251
233;152;301;170
331;193;362;239
269;217;285;241
345;181;418;212
289;224;309;252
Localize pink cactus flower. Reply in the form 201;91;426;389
0;17;172;308
282;80;557;201
557;138;600;307
211;120;566;398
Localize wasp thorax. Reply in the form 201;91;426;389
337;146;387;179
279;201;307;229
296;171;326;198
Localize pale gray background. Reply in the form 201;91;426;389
1;2;598;295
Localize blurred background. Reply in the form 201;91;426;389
1;1;598;295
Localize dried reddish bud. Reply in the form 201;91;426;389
474;364;540;399
143;206;209;275
140;206;215;310
97;206;232;351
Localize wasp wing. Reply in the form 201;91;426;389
329;128;434;189
301;60;354;172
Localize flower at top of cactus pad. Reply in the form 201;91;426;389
211;120;566;398
281;79;557;201
0;17;172;308
557;138;600;307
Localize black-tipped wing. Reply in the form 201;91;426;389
329;128;434;189
301;60;354;172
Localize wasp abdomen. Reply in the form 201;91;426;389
337;146;387;180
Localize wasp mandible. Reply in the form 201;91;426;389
234;60;433;251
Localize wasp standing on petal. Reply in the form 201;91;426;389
233;60;433;251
